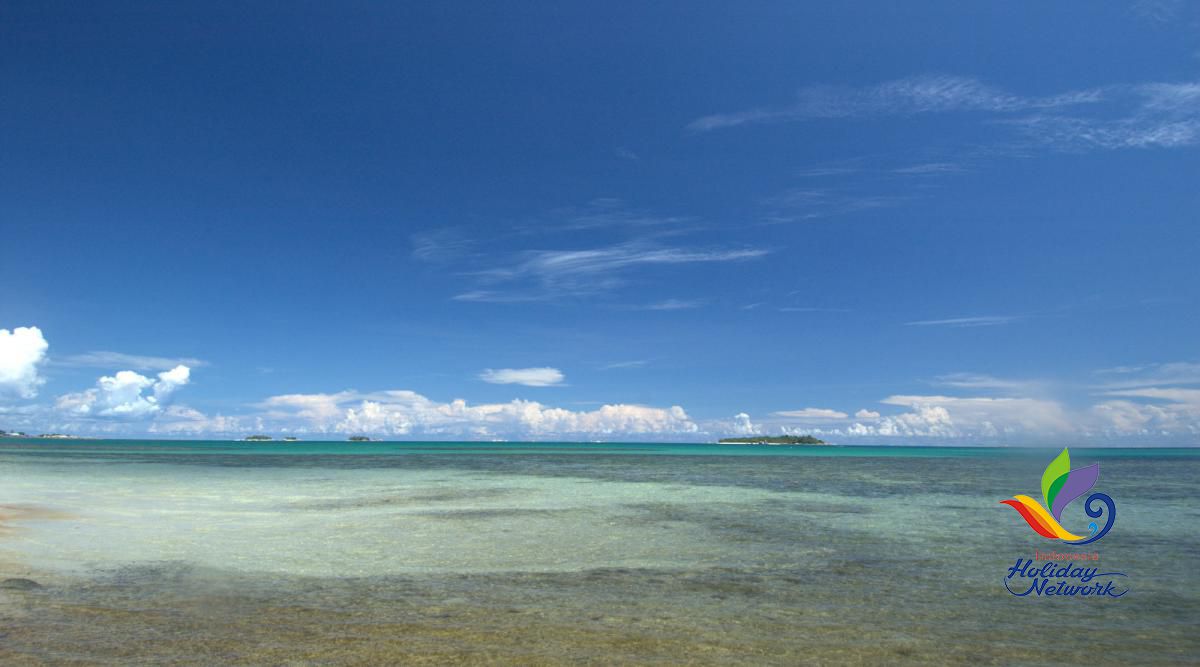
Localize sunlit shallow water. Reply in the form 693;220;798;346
1;440;1197;665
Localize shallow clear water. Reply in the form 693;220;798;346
1;440;1197;665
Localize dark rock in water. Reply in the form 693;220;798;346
0;578;43;590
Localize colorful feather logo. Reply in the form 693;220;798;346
1000;448;1116;545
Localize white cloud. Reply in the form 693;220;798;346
1102;387;1200;403
845;404;955;438
154;365;191;401
892;162;966;174
932;372;1032;390
150;405;246;435
1090;386;1200;436
0;326;49;399
1092;361;1200;389
761;187;911;223
1010;113;1197;150
1091;400;1183;435
57;365;192;418
614;147;640;161
1132;0;1184;23
57;350;207;371
451;290;548;303
905;315;1019;328
497;244;766;280
259;389;698;438
1082;362;1200;436
854;409;880;420
772;407;849;421
838;394;1073;440
1006;82;1200;150
635;299;705;311
601;360;648;370
730;412;759;435
546;198;690;231
411;228;475;263
480;367;565;387
777;306;851;313
689;74;1101;131
458;241;768;302
692;74;1200;152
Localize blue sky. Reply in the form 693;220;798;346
2;2;1198;442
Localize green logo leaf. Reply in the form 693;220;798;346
1041;448;1070;509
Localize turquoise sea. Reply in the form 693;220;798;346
1;440;1197;665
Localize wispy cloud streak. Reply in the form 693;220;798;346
58;351;207;371
456;242;768;302
691;74;1200;152
1007;82;1200;150
905;315;1019;328
689;74;1102;131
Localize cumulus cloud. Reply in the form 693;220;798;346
1089;386;1200;436
258;389;697;438
0;326;49;399
730;412;759;435
1081;362;1200;437
894;394;1068;433
57;365;192;418
834;394;1074;440
150;405;246;435
480;367;565;387
1090;399;1199;436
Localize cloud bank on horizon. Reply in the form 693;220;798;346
2;326;1197;442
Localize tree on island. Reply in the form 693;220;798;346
348;436;372;442
717;435;826;445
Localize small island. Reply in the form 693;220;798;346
347;436;372;442
243;435;273;441
3;430;87;439
718;435;827;445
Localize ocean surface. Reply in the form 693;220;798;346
0;440;1196;665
